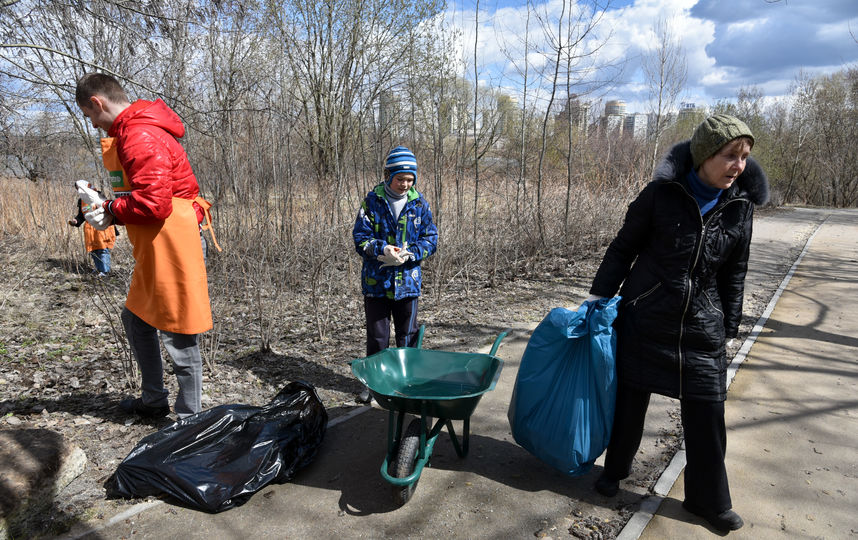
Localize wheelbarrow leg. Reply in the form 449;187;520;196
417;401;428;461
444;417;470;458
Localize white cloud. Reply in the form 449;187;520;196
700;68;730;86
444;0;858;116
724;18;766;36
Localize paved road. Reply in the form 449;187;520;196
63;207;856;539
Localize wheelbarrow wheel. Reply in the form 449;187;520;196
390;418;422;505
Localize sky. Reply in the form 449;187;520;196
444;0;858;116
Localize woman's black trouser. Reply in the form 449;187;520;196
602;384;732;513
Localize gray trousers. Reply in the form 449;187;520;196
121;307;202;418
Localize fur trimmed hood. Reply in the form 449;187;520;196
654;141;770;206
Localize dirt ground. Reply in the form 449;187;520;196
0;207;809;538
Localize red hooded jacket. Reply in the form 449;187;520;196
106;99;203;225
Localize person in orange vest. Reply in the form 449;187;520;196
75;72;213;419
68;194;118;275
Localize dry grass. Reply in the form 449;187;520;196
2;170;641;365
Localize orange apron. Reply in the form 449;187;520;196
193;196;222;253
101;137;132;194
84;222;116;251
101;137;212;335
124;198;212;334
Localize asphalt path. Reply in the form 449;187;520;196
62;207;850;540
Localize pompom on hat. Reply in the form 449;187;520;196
384;146;417;185
690;114;755;169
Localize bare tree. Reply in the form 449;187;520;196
472;0;481;236
496;0;534;220
642;15;687;177
533;0;566;245
531;0;612;246
402;16;459;231
268;0;444;225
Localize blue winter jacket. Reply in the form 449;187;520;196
352;184;438;300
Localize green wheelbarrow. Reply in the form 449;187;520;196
350;326;508;505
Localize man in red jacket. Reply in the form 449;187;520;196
76;73;212;419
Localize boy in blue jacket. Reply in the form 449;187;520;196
352;147;438;399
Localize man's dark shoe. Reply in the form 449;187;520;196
594;474;620;497
682;500;744;531
119;397;170;418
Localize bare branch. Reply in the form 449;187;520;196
0;42;163;97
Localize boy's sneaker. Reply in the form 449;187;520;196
357;388;372;404
119;397;170;418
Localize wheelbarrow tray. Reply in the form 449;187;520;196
351;347;503;421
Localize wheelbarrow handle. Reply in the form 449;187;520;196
489;329;511;357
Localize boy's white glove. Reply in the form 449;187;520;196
85;206;113;230
377;244;406;267
398;244;415;261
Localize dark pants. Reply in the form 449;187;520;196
602;385;732;513
364;296;419;356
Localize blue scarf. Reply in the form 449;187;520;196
687;169;723;215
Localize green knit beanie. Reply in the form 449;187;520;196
690;114;755;168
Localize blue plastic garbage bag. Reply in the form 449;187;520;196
508;297;620;476
105;381;327;512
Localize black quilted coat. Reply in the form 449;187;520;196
590;141;769;402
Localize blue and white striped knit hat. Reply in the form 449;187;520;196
384;146;418;185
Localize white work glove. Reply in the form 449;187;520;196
84;206;113;230
396;243;415;262
377;244;406;267
76;180;112;230
76;180;106;212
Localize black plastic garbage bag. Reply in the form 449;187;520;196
105;380;327;512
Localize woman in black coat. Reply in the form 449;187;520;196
586;114;769;532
